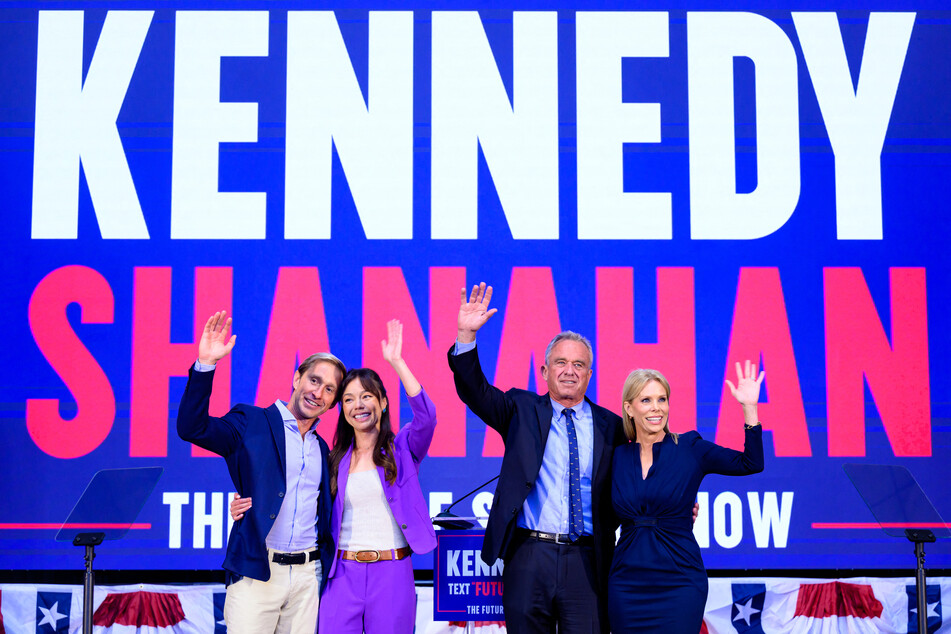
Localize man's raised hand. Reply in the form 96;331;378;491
457;283;498;344
198;311;236;366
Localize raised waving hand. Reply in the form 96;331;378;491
725;360;765;426
198;311;236;366
382;319;422;397
457;283;498;344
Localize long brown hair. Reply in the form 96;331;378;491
621;368;677;444
328;368;397;499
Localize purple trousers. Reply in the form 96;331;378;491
317;555;416;633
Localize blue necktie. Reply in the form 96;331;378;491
564;407;583;541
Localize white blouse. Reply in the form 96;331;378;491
338;469;408;551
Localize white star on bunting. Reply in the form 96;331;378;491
733;598;761;626
37;601;67;629
911;601;940;619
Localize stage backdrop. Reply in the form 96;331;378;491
1;0;949;573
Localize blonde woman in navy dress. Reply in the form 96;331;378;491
608;361;765;633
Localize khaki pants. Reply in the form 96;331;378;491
224;549;322;634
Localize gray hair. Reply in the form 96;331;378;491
544;331;594;367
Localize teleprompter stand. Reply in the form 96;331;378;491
844;464;948;634
55;467;163;634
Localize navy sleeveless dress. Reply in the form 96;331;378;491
608;427;763;633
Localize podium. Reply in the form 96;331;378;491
432;528;504;622
844;464;949;634
55;467;163;634
431;475;501;622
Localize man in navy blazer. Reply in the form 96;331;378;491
448;284;626;634
177;311;345;634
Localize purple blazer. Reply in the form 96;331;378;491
327;388;438;578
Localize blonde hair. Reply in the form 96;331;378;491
621;369;677;443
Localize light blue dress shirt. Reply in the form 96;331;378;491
265;400;323;552
523;400;594;536
194;360;323;552
453;341;594;536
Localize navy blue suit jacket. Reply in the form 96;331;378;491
447;345;625;594
177;367;334;589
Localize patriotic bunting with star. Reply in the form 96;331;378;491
703;577;950;633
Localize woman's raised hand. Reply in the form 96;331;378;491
725;360;765;407
381;319;403;365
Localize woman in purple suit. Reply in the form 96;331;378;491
231;319;436;633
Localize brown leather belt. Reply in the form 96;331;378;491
337;547;412;563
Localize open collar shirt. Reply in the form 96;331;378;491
264;400;323;552
194;360;323;553
452;342;594;536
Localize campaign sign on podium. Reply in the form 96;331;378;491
433;530;505;620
